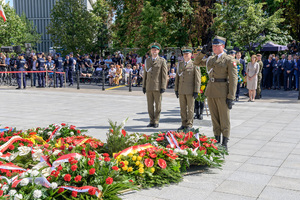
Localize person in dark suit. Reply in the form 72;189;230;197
283;55;295;91
272;55;281;90
263;55;273;90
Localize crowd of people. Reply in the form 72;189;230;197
0;40;299;95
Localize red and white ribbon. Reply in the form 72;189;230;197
0;136;22;153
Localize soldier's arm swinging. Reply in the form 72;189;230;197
227;59;238;100
160;59;168;93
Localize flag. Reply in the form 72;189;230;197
0;5;7;22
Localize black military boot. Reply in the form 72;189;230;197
194;109;200;119
222;136;229;151
214;135;221;143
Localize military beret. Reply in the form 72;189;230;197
181;46;193;54
229;50;236;55
212;36;226;45
149;42;162;50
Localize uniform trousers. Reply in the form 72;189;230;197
16;68;26;88
207;97;230;137
146;91;162;124
37;68;45;87
56;68;64;87
256;74;262;96
179;94;194;128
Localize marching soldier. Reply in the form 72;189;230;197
194;36;238;150
175;47;201;130
143;42;168;128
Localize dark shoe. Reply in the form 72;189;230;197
23;87;26;89
235;97;239;102
255;95;260;99
194;114;200;119
16;87;21;89
214;135;221;143
147;123;154;127
177;125;185;130
69;83;73;86
153;124;159;128
222;136;229;151
199;114;203;120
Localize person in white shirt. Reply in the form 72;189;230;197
168;68;176;88
136;55;142;64
107;64;116;85
124;64;132;85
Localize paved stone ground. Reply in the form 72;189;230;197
1;86;300;200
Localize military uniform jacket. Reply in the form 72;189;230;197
194;53;238;100
174;60;201;95
258;61;263;77
143;56;168;92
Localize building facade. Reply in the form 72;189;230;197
13;0;95;52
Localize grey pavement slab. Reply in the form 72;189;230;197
1;87;300;200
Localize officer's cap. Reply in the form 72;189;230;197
229;50;236;55
181;46;193;54
56;53;61;57
149;42;161;50
212;36;226;45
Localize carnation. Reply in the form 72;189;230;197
74;175;82;182
33;190;42;199
50;182;58;189
31;170;39;177
14;193;23;200
72;191;78;197
20;178;29;186
8;190;17;196
89;188;96;195
71;165;78;171
89;168;95;175
104;157;110;162
64;174;71;182
47;131;52;136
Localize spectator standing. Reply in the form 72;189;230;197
247;55;260;102
136;55;142;65
272;55;281;90
15;54;27;89
31;55;37;86
46;56;55;87
293;54;298;90
263;55;273;90
283;55;295;91
36;53;46;88
170;52;176;67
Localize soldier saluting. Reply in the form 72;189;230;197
143;42;168;128
194;36;238;150
175;46;201;130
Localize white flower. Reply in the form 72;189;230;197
20;178;29;186
33;190;42;199
18;146;31;156
56;132;61;136
50;182;58;189
8;190;17;196
31;170;39;177
52;150;61;156
0;152;3;157
14;193;23;200
191;149;198;156
2;185;9;191
47;131;52;136
70;131;74;136
32;149;44;162
38;130;43;134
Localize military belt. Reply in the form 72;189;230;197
210;78;227;82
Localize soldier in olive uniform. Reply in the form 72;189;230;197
229;50;243;101
143;43;168;128
194;36;238;150
256;54;263;99
175;47;201;130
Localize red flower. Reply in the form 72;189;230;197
68;146;73;151
18;143;24;146
77;130;81;134
64;174;71;182
179;141;185;145
8;145;14;150
155;137;164;142
180;145;189;150
211;144;218;150
0;190;3;196
121;129;126;137
200;89;203;94
158;133;165;137
144;158;154;167
89;188;96;195
139;150;146;157
74;175;82;182
81;150;87;157
192;141;200;148
110;129;113;133
203;143;211;148
158;159;167;169
44;144;49;148
199;146;207;154
119;162;125;168
57;165;63;171
112;166;119;171
184;132;194;142
103;153;109;157
149;153;157;158
210;138;217;143
200;137;208;142
88;159;95;166
166;144;171;148
54;171;60;177
70;125;76;130
29;132;36;135
58;188;64;193
72;191;78;197
60;145;65;150
71;165;78;171
104;157;110;162
89;168;95;175
129;180;134;183
106;177;113;185
61;123;66;126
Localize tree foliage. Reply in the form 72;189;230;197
212;0;290;53
0;3;41;50
47;0;97;55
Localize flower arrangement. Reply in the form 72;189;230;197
0;122;227;199
196;67;208;102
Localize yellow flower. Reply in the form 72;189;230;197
128;153;133;157
64;144;69;148
135;161;141;166
124;161;129;166
139;164;144;168
55;143;60;148
132;156;137;161
139;168;144;174
137;156;142;161
201;85;206;91
150;167;155;173
201;76;207;83
122;166;128;171
127;167;133;172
